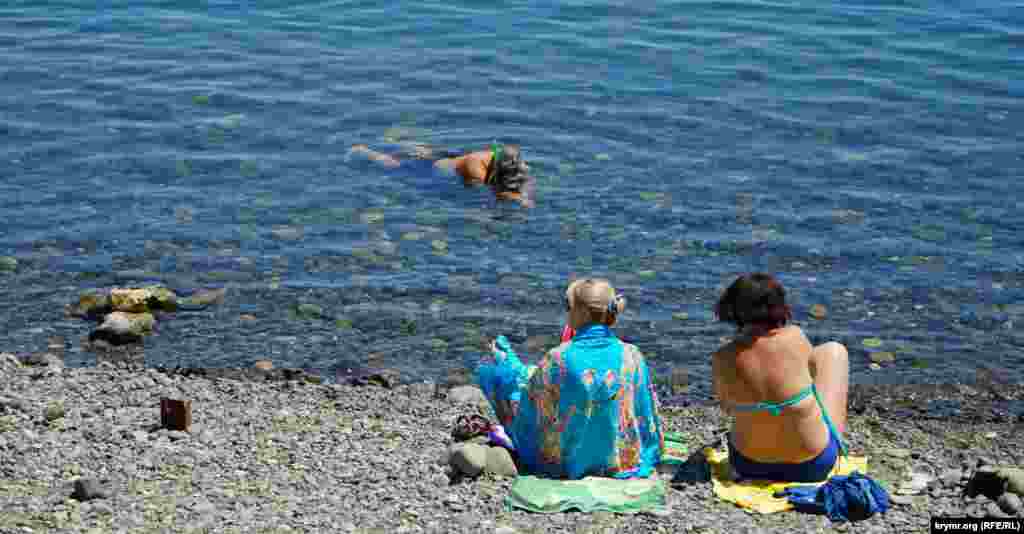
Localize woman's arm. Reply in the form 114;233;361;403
348;144;401;168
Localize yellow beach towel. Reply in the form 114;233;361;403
706;448;868;514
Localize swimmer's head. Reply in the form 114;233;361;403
487;144;534;207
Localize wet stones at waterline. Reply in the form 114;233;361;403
67;285;227;346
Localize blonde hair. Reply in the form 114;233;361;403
565;278;625;327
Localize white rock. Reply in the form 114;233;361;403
447;385;488;406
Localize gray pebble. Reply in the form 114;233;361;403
166;430;190;441
446;385;488;406
889;494;914;506
484;446;518;477
71;478;110;501
998;492;1023;516
0;396;28;413
941;469;963;488
449;443;488;477
987;501;1008;517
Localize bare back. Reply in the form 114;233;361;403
712;325;831;462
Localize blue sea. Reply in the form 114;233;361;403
1;1;1022;388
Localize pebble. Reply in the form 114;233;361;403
71;478;110;501
870;352;895;364
485;446;518;477
887;448;912;459
44;402;65;422
449;443;488;477
898;471;934;495
999;468;1024;495
447;385;488;406
940;469;963;488
889;494;914;506
21;352;63;367
987;502;1008;517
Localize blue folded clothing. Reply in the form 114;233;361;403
774;471;890;522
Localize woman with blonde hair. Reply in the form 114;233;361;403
476;278;665;479
712;272;850;482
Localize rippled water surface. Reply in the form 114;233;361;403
2;1;1022;386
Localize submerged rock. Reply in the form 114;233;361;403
110;286;177;313
179;287;227;310
90;311;155;344
0;256;17;272
66;291;113;319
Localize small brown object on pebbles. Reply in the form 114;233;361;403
160;398;192;432
254;360;274;371
809;304;827;320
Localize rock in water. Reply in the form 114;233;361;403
450;443;488;477
110;286;177;313
67;291;112;318
870;352;896;364
0;256;17;272
20;352;63;368
91;312;155;344
178;287;227;310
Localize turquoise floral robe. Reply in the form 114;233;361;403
476;324;665;479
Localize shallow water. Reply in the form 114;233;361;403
1;1;1022;386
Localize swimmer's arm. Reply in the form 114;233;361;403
348;144;400;168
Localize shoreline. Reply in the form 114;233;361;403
2;353;1022;533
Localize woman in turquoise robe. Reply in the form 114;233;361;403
476;278;665;479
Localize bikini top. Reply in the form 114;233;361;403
731;383;849;456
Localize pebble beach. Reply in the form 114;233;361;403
2;351;1022;534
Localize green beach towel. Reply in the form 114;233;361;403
505;433;688;514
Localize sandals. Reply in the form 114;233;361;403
452;414;493;441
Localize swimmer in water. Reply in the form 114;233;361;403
348;142;535;208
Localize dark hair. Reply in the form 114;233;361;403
487;144;529;193
714;273;792;330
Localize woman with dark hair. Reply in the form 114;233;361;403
712;273;850;482
348;142;535;207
